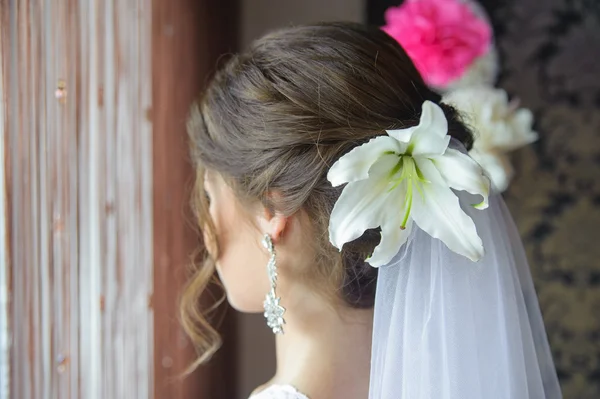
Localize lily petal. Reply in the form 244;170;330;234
409;101;451;156
470;150;513;193
328;136;402;187
385;101;436;140
412;158;485;261
328;154;400;249
368;216;413;268
432;148;490;209
386;125;419;145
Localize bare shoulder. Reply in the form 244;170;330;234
249;384;309;399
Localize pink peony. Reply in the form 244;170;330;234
382;0;492;88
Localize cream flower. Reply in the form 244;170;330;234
328;101;490;267
443;86;538;192
443;48;499;92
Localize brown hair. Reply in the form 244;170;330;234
183;22;473;366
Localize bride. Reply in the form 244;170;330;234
182;22;562;399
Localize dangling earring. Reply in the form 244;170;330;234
262;234;286;334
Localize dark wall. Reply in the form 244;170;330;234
152;0;239;398
368;1;600;398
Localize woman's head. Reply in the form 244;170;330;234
183;22;473;362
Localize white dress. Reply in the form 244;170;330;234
249;384;309;399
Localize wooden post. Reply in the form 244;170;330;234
152;0;239;397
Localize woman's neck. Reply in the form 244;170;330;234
271;288;374;399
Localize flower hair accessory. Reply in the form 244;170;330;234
382;0;492;89
327;101;490;267
443;86;538;192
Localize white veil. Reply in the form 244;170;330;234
368;193;562;399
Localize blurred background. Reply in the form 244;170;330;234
1;0;598;398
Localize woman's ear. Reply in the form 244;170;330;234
256;193;289;243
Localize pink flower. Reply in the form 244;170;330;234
382;0;492;88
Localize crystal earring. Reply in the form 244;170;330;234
262;234;286;334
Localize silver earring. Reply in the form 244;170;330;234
262;234;286;334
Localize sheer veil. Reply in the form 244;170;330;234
368;193;562;398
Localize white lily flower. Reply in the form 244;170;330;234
328;101;490;267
